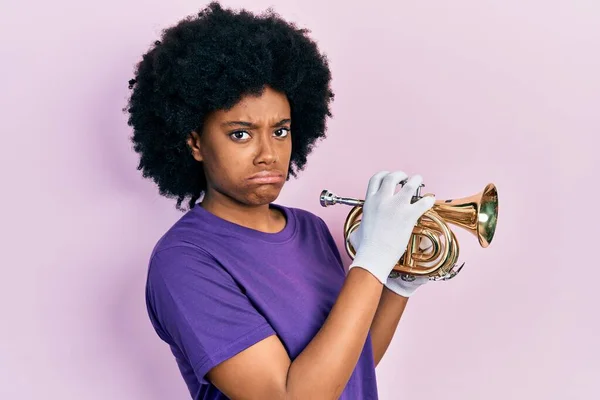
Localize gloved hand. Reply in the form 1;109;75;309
349;229;430;297
347;171;435;285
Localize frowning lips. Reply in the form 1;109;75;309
247;170;285;184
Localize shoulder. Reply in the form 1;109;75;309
148;204;230;261
146;211;225;284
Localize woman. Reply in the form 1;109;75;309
125;2;434;399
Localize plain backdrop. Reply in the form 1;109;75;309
1;0;598;399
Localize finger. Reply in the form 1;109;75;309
365;170;390;198
412;195;435;216
394;174;423;203
378;170;408;197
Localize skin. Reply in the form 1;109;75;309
186;85;409;399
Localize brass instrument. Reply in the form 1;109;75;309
319;181;498;281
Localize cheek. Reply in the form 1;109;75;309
205;149;248;185
281;141;292;165
202;148;225;183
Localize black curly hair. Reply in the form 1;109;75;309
123;1;335;211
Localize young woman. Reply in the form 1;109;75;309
125;2;434;399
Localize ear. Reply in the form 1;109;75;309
187;131;203;162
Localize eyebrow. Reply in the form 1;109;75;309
221;119;291;129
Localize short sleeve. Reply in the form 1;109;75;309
146;245;276;385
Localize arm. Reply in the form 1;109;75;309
350;232;431;367
207;267;384;400
208;171;434;399
369;287;409;367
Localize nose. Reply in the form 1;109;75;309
254;134;278;165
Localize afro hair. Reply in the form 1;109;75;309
124;1;335;211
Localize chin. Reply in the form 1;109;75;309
244;185;283;205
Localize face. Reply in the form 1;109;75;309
187;86;292;207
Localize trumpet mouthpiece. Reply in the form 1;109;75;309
319;190;365;207
320;190;336;207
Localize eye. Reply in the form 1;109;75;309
229;130;250;141
274;127;290;138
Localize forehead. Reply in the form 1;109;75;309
214;87;291;122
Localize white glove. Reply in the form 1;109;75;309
348;171;435;285
349;229;430;297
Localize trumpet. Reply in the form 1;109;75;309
319;181;499;281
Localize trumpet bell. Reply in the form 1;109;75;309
432;183;498;248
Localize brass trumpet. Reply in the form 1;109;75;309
319;182;499;281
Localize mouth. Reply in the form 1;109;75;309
247;170;285;184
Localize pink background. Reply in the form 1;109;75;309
2;0;598;398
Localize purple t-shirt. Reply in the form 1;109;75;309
145;203;378;399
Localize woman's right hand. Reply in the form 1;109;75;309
348;170;435;284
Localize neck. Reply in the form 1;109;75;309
200;190;284;234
